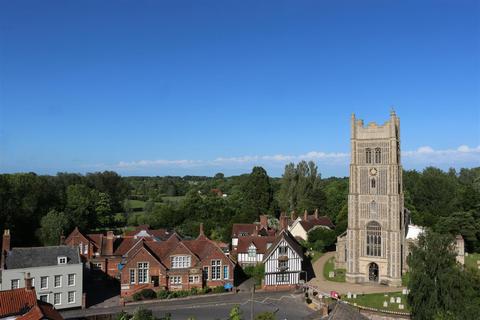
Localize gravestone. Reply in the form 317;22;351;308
399;304;404;310
390;297;395;303
353;293;357;299
396;297;401;303
402;288;408;295
347;292;352;299
383;301;388;308
329;271;335;278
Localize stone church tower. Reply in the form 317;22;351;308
344;111;406;286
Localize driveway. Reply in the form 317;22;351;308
307;252;405;295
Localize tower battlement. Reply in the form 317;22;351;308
351;111;400;140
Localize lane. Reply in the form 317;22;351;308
61;291;313;320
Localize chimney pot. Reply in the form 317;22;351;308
303;210;308;221
2;229;11;268
314;208;319;219
290;210;296;221
199;223;204;236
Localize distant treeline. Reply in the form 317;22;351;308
0;165;479;251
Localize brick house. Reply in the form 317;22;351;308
231;215;276;250
65;224;234;297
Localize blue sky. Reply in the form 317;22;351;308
1;0;479;177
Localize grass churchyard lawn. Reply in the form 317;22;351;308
323;257;346;282
465;253;480;271
343;291;410;313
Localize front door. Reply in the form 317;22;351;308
368;263;379;282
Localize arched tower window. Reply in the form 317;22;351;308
375;148;381;163
366;148;372;164
366;221;381;257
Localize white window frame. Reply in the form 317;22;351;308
58;256;67;264
137;262;149;284
11;279;20;289
92;262;102;270
54;275;62;288
170;276;182;284
39;294;49;303
171;255;191;268
54;292;61;305
129;268;136;284
276;273;289;283
211;260;221;280
247;245;256;258
67;291;75;304
188;275;200;283
40;276;48;289
68;274;75;286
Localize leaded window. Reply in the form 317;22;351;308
137;262;149;284
247;245;256;257
276;273;289;283
171;255;191;268
366;221;381;257
211;260;221;280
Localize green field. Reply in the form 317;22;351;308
465;253;480;271
343;291;410;313
323;257;346;282
162;195;186;203
128;199;146;209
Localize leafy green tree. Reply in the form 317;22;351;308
407;231;480;319
65;184;96;230
229;305;242;320
38;210;71;245
278;161;325;213
241;167;273;218
307;227;337;252
94;191;112;226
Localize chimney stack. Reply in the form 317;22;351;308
303;209;308;221
25;272;33;290
280;214;287;231
60;234;65;245
199;223;204;237
314;208;319;219
259;215;268;229
253;225;258;237
290;210;296;221
105;231;114;256
2;229;11;269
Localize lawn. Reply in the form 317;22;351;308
465;252;480;271
343;291;410;313
310;251;324;263
128;199;146;209
323;257;346;282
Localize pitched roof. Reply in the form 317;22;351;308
263;230;304;262
231;224;257;237
298;215;335;233
236;236;276;254
0;288;63;320
0;288;37;317
5;246;80;269
124;225;171;240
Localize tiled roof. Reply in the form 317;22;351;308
5;246;80;269
231;224;257;237
236;236;276;254
263;230;304;262
124;225;171;240
0;288;37;317
299;215;335;232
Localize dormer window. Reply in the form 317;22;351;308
171;255;191;268
58;256;67;265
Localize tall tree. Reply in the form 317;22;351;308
38;210;71;246
407;231;480;319
241;167;273;218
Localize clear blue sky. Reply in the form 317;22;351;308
1;0;479;177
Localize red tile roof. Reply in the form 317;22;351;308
236;236;276;254
299;215;335;232
0;288;63;320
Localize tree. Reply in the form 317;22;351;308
407;231;480;319
65;184;96;230
278;161;325;213
229;305;242;320
94;192;112;226
307;227;337;252
241;167;273;218
131;308;156;320
38;210;71;246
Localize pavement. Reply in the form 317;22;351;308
307;252;405;295
61;291;313;320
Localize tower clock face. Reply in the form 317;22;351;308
370;168;377;176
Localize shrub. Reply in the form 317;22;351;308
190;287;199;295
176;290;190;298
201;287;211;294
212;285;225;293
139;289;156;300
157;290;169;299
132;292;142;301
243;264;265;285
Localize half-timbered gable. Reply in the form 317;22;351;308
236;236;275;266
263;230;304;289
